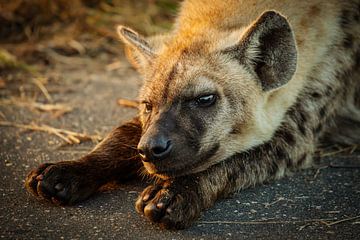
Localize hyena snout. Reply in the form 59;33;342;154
137;132;173;162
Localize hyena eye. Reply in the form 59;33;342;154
144;102;152;113
195;94;217;107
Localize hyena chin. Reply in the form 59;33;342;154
25;0;359;230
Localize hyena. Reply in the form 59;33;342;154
25;0;360;229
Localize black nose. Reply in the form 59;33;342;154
138;137;172;161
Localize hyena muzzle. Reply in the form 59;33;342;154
25;0;360;229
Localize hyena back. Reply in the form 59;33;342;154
25;0;360;229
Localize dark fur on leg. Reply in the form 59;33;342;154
24;117;143;205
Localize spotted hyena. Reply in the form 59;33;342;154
25;0;360;229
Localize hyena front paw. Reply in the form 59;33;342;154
25;162;100;205
135;181;201;229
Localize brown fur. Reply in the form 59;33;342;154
25;118;142;205
25;0;360;229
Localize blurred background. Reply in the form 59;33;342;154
0;0;177;70
0;0;179;143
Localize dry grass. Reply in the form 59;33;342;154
0;0;178;104
0;0;177;43
32;77;53;102
0;0;84;42
0;49;35;71
1;1;177;147
0;121;102;144
0;49;54;103
0;97;72;117
318;145;359;157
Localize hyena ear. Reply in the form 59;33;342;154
226;11;297;91
117;25;156;72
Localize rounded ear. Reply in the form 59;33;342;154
224;11;297;91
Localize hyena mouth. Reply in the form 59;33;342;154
143;143;220;178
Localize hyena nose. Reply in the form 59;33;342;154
138;137;172;161
151;140;172;159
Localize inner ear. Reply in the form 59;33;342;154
227;11;297;91
117;26;154;58
117;25;155;72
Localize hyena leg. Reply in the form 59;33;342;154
25;117;142;205
135;119;316;229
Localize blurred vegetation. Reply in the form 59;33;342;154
0;0;178;43
0;0;179;111
0;49;28;69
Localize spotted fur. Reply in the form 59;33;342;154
25;0;360;229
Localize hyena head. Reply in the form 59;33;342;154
117;11;297;178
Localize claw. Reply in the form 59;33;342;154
54;183;64;191
156;202;164;209
144;203;164;222
142;193;150;201
36;174;44;181
56;188;68;199
25;162;99;206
